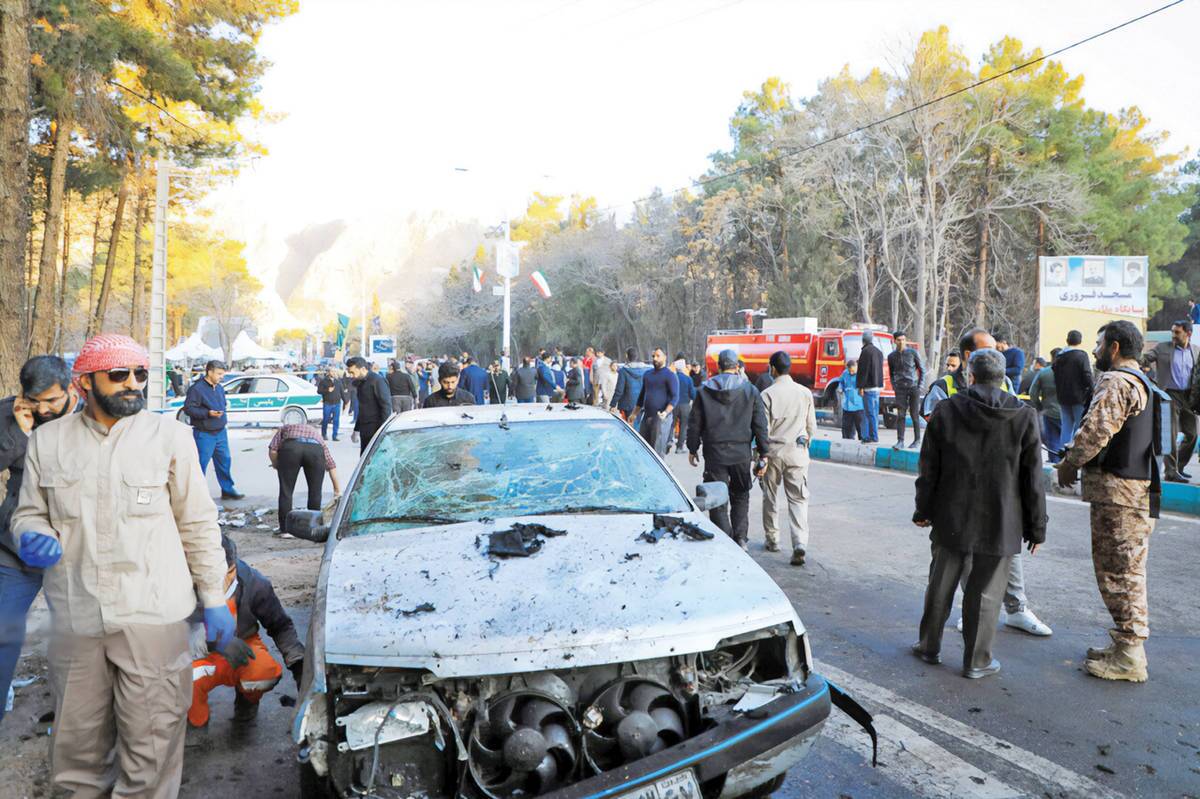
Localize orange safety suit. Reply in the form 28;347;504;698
187;594;283;728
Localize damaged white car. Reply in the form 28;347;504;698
286;404;874;799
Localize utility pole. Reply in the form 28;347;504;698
502;219;512;371
148;157;171;411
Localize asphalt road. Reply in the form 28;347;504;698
158;426;1200;799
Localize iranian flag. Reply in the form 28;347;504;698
530;270;552;298
472;265;483;293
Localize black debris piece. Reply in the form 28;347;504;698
514;522;566;538
499;414;510;430
485;522;567;559
461;413;474;419
565;401;581;410
639;514;715;543
419;569;431;579
397;602;436;617
279;695;296;707
623;553;642;561
546;404;554;411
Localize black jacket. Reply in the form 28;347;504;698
190;560;304;665
856;342;884;390
914;385;1047;557
0;397;33;571
687;373;770;466
489;370;509;404
354;371;393;429
317;376;343;406
1051;348;1094;407
422;389;476;408
387;369;418;398
511;366;537;401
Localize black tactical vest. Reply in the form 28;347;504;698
1094;368;1154;481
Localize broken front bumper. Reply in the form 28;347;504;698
543;673;846;799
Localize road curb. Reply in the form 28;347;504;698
809;440;1200;518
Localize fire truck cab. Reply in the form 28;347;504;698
705;317;902;426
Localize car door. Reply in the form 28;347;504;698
223;378;253;424
248;377;288;422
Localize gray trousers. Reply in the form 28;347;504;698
918;544;1012;671
959;550;1027;614
391;395;415;413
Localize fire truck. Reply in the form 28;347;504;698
705;317;903;425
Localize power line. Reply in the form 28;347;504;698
640;0;746;37
598;0;1187;215
106;79;202;136
587;0;668;28
525;0;589;23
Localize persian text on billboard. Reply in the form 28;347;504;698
1039;255;1147;318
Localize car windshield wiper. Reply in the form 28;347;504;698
543;504;654;515
348;514;462;528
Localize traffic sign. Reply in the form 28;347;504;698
496;242;520;278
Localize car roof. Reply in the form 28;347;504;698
382;403;615;433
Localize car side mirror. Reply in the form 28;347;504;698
694;481;729;512
286;509;329;543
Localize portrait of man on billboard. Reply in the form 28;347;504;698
1123;259;1146;287
1045;259;1067;287
1082;259;1107;287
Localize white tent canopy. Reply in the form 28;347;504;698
231;330;288;363
165;333;223;362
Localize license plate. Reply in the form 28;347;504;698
617;769;701;799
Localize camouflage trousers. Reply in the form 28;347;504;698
1089;502;1153;645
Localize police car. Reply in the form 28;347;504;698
166;373;324;426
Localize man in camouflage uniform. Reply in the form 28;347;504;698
1057;320;1155;682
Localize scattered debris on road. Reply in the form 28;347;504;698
484;522;567;558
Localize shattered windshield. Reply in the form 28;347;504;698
344;419;691;535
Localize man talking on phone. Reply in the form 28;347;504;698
0;355;76;723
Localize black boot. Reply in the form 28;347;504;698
233;692;259;724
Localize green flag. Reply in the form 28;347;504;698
335;313;350;348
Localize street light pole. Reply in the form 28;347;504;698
148;157;172;411
502;219;511;371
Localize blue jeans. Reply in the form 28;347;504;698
193;429;237;495
321;403;340;439
0;564;42;724
1060;403;1086;446
1042;415;1063;463
862;390;880;442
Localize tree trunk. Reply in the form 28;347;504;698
86;197;106;336
974;214;991;328
130;174;150;341
0;0;31;393
91;172;130;337
31;113;71;353
55;189;71;354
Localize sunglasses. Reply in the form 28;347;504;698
97;367;149;384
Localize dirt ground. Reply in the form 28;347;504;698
0;507;323;799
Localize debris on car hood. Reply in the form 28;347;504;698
639;514;714;544
485;522;567;558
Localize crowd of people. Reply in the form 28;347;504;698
0;316;1170;795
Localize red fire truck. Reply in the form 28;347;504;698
705;317;903;425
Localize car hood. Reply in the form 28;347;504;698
321;513;801;677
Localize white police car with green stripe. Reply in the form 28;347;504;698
166;373;324;426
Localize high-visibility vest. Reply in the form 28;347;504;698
939;372;1016;397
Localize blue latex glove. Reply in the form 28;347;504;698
18;532;62;568
203;604;237;651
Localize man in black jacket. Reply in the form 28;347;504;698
687;349;770;547
887;330;925;449
346;357;392;454
1052;329;1095;446
387;360;419;413
856;330;885;442
187;537;304;727
423;361;476;408
511;357;537;404
912;349;1047;679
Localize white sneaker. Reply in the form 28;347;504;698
955;616;963;633
1003;609;1052;636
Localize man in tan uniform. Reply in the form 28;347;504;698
1057;320;1157;682
11;334;232;797
760;351;816;566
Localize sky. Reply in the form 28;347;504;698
206;0;1199;326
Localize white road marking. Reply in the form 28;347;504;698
817;661;1124;799
811;459;1200;526
821;711;1022;799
